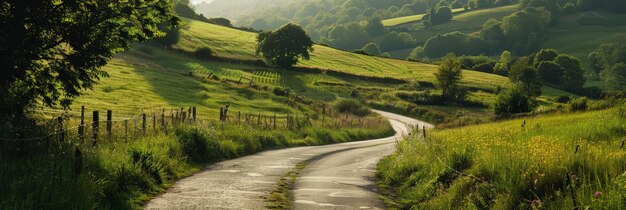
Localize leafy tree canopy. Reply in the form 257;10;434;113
0;0;179;118
256;23;314;68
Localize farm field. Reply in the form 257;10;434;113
378;105;626;209
382;8;466;27
543;11;626;65
174;18;574;98
407;4;519;41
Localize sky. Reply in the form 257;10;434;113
190;0;213;4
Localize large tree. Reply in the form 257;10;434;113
256;23;314;68
555;54;585;91
435;53;463;100
0;0;179;118
509;57;542;97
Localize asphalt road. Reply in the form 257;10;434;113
145;110;433;210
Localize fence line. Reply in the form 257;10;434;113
2;105;386;142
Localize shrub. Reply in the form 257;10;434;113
554;95;570;103
473;63;494;73
334;99;371;117
493;88;532;116
273;87;291;97
194;47;214;60
570;97;588;112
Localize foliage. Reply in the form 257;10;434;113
334;99;372;117
493;87;532;115
207;18;233;27
422;32;489;58
365;17;385;36
194;47;214;60
587;52;603;76
537;61;563;85
361;42;382;55
429;6;454;25
509;57;542;97
256;24;314;68
601;63;626;91
533;49;559;68
435;54;464;101
379;32;416;51
494;50;512;75
0;0;179;119
500;7;551;54
555;54;586;91
569;97;588;111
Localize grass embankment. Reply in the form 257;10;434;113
0;116;394;209
377;105;626;209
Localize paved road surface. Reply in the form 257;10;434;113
145;110;433;210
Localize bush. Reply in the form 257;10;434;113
473;63;494;73
493;88;532;116
194;47;214;60
570;97;588;112
334;99;371;117
554;95;571;103
273;87;291;97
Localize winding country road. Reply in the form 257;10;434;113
145;110;433;210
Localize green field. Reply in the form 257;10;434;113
407;5;519;41
543;11;626;65
58;18;572;125
174;19;511;91
382;8;466;27
378;105;626;209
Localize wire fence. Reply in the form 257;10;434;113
1;104;388;144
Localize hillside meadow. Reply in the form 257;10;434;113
378;105;626;209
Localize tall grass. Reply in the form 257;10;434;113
0;117;393;209
377;105;626;209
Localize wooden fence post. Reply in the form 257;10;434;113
79;106;85;139
238;111;241;124
273;113;277;130
106;110;112;138
192;107;197;122
142;113;146;133
161;109;166;130
182;112;187;123
257;113;261;126
422;125;427;139
153;113;156;133
219;107;224;121
92;111;99;145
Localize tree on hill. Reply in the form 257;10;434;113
533;49;559;68
0;0;179;119
602;63;626;91
365;17;385;36
587;52;603;77
429;6;454;25
501;7;551;54
537;61;564;85
509;57;542;97
555;54;585;91
256;24;315;68
207;18;233;27
361;42;382;55
493;87;532;115
494;50;512;75
435;54;464;101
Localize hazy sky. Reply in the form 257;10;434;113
190;0;213;4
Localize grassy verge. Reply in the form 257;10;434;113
377;105;626;209
0;118;393;210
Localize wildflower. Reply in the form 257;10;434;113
593;191;603;199
531;199;542;208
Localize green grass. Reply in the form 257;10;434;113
407;5;519;41
173;18;514;91
377;105;626;209
382;8;466;27
543;11;626;65
1;114;394;209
